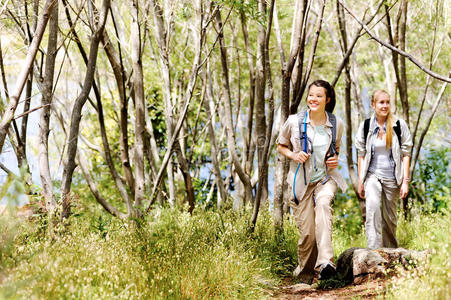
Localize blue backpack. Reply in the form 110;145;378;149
293;110;338;204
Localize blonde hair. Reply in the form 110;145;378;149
371;90;394;149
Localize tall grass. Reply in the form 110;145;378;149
0;179;449;299
0;201;300;299
383;209;451;299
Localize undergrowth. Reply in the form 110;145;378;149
0;202;299;299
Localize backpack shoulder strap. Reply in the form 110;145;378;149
326;111;338;156
394;120;402;145
297;110;308;152
363;118;371;142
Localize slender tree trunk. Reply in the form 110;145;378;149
175;143;195;213
0;39;23;163
332;0;385;87
0;0;55;157
39;0;58;212
292;0;326;112
205;62;227;208
253;0;267;209
215;9;253;205
273;0;307;232
410;1;441;161
95;81;134;215
411;75;449;175
239;10;255;169
398;0;409;126
60;0;110;219
149;0;176;206
336;0;358;190
147;1;208;210
131;0;145;211
251;0;275;230
101;26;135;194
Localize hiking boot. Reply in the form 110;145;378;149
318;263;337;280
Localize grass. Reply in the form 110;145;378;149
382;209;451;299
0;187;449;299
0;200;299;299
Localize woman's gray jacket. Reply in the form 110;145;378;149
355;114;413;186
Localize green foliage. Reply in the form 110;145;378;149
192;177;216;208
410;147;450;213
0;201;300;299
214;0;264;24
0;176;27;272
385;208;451;299
316;274;348;290
334;189;364;236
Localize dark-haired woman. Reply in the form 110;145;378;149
355;90;412;249
277;80;347;283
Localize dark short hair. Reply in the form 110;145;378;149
308;79;336;113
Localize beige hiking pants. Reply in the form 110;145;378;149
364;173;400;249
291;179;337;283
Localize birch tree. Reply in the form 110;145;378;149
60;0;111;219
39;0;58;212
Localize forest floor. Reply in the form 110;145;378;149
268;277;386;299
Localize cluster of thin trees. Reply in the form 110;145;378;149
0;0;449;228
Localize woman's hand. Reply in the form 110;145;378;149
358;180;365;199
325;154;338;169
291;151;310;164
400;181;409;199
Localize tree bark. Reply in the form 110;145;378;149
273;0;308;232
293;0;326;112
410;0;440;161
147;1;208;211
101;25;135;194
205;61;227;209
398;0;409;126
215;9;253;206
411;74;449;175
251;0;275;230
131;0;146;211
60;0;110;219
39;0;58;212
338;0;451;83
336;0;358;190
149;0;176;206
0;0;55;158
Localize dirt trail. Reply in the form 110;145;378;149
269;279;386;299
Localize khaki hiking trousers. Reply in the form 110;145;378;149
291;178;337;283
364;173;400;249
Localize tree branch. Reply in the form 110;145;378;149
338;0;451;83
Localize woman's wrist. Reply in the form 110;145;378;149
403;177;410;183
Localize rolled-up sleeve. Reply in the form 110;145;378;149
277;116;293;146
399;119;413;156
355;121;366;157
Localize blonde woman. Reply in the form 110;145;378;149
355;90;412;249
277;80;347;283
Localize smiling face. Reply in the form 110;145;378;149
307;85;329;113
371;92;391;120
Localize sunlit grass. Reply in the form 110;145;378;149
0;187;449;299
383;209;451;299
0;204;295;299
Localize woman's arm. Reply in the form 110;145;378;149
400;155;410;198
357;156;365;199
277;144;310;164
